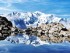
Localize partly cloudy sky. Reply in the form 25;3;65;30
0;0;70;18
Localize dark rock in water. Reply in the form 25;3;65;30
0;36;6;40
0;16;13;40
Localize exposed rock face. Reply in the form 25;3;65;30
0;16;13;40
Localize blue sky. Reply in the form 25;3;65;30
0;0;70;18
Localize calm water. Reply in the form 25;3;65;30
0;40;70;53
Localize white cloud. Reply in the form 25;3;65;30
0;0;20;13
0;7;15;11
0;7;20;14
0;0;33;12
0;0;30;8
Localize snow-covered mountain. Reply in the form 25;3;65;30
1;11;70;29
1;11;70;46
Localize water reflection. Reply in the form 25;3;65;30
6;33;39;45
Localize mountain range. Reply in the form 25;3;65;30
1;11;70;46
1;11;69;29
